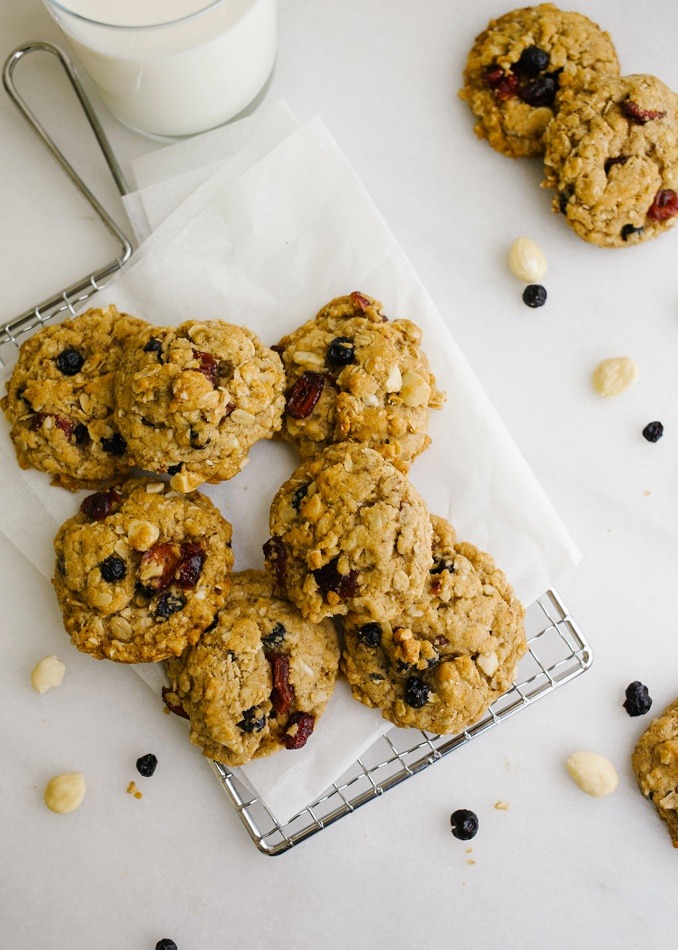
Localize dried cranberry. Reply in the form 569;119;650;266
647;189;678;222
404;676;431;708
621;224;644;241
326;337;356;366
513;45;550;76
283;711;315;750
262;622;286;648
621;99;666;124
267;651;295;714
174;541;206;589
285;371;325;419
236;707;267;733
99;554;127;582
30;412;74;438
450;808;479;840
263;537;288;586
356;622;382;647
154;591;186;620
350;291;372;311
140;542;181;591
519;74;557;107
313;556;358;600
623;681;653;717
484;66;519;101
642;421;664;443
161;686;189;719
80;489;122;521
135;753;158;777
56;348;84;376
101;433;127;456
192;349;219;386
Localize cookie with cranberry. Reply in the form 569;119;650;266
275;292;444;474
459;4;619;158
52;478;233;663
164;570;340;766
2;305;147;490
341;515;526;734
632;697;678;848
265;442;433;624
543;74;678;247
114;321;285;493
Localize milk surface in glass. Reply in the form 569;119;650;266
43;0;277;137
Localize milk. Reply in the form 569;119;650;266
43;0;277;137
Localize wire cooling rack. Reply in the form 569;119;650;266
2;43;593;856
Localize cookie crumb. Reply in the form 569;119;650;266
466;858;476;866
126;780;143;800
494;800;509;811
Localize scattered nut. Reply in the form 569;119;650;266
44;772;86;813
592;357;639;398
508;236;547;283
566;751;618;797
31;655;65;694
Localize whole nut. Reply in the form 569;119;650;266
31;655;65;694
566;751;618;797
508;236;548;283
592;357;639;398
44;772;86;813
127;519;160;552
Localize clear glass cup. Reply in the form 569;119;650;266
41;0;277;138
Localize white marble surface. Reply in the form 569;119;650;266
1;1;678;947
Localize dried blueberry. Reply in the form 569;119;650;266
135;753;158;777
326;336;355;366
99;554;127;582
144;337;164;357
522;284;547;308
167;463;183;476
519;74;557;107
514;45;550;76
558;187;573;215
56;348;84;376
621;224;644;241
430;559;454;575
101;433;127;456
404;676;431;708
356;622;382;647
236;707;267;733
291;484;308;512
642;421;664;443
262;622;286;648
450;808;479;841
623;681;653;717
155;941;178;950
154;591;186;620
73;423;89;446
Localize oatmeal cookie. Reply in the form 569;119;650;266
2;305;147;489
114;320;285;492
164;570;340;766
459;4;619;158
276;292;444;473
632;697;678;848
543;74;678;247
53;478;233;663
341;515;526;734
264;442;433;624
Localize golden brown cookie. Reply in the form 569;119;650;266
53;478;233;663
459;4;619;158
632;697;678;848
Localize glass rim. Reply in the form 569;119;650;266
45;0;234;31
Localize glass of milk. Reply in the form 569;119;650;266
41;0;277;138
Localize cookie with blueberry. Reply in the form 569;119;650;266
543;74;678;246
341;515;526;734
2;305;147;489
265;442;433;624
459;4;619;158
632;697;678;848
164;570;340;766
275;292;444;474
114;320;286;493
52;478;233;663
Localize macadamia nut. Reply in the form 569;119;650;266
566;751;618;797
44;772;86;813
31;655;65;694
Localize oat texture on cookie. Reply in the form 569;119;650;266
543;74;678;247
164;570;340;766
341;515;526;733
114;320;286;492
265;442;433;624
276;292;444;473
459;4;619;158
632;697;678;848
53;478;233;663
2;305;147;490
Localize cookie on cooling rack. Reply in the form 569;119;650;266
264;442;433;624
53;478;233;663
632;697;678;848
341;515;527;734
275;292;444;474
543;74;678;247
164;570;340;766
459;4;619;158
114;320;286;492
2;305;147;489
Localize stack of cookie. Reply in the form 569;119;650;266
459;3;678;247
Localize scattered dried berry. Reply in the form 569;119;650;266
99;555;127;583
648;189;678;222
262;622;286;648
101;433;127;456
621;223;644;241
642;421;664;443
450;808;479;840
267;651;295;714
263;536;287;586
404;676;431;708
513;45;550;76
80;489;122;521
192;349;219;386
326;336;356;366
357;622;382;647
312;556;358;600
621;99;666;124
155;940;178;950
623;681;653;717
519;73;557;107
56;348;84;376
154;591;186;620
136;753;158;777
285;370;325;419
237;707;267;733
283;711;315;749
522;284;547;308
484;66;519;101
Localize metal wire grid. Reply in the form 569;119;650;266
211;588;592;855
